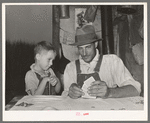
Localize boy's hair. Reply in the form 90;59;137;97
34;41;56;60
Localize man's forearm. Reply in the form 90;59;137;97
108;85;140;98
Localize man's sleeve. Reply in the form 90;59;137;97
61;62;77;96
113;55;141;94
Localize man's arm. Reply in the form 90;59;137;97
108;84;140;98
98;55;141;98
61;62;77;96
88;81;140;98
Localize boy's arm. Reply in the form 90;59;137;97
49;68;61;94
33;77;50;95
54;78;61;94
25;71;42;95
25;71;55;95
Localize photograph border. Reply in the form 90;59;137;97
1;0;149;122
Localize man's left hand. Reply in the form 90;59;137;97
87;80;110;99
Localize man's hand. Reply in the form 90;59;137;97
87;80;110;99
68;83;85;99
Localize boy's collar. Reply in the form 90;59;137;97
30;63;49;77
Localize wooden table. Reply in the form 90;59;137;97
5;96;23;111
5;95;144;111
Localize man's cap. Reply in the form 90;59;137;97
70;24;102;46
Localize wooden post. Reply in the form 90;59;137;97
52;5;60;55
101;6;114;54
52;5;60;73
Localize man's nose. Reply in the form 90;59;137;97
83;48;86;56
49;60;53;66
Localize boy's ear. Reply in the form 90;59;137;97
36;54;40;60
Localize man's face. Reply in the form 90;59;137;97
78;43;96;63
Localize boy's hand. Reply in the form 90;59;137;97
49;76;58;86
42;77;51;84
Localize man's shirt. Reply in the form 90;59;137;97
62;50;141;96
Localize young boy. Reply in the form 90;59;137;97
25;41;61;95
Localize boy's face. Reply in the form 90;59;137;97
77;42;96;63
37;50;56;71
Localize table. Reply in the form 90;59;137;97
5;96;23;111
5;95;144;111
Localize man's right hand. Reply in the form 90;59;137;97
68;83;85;99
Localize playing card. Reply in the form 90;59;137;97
82;92;96;99
81;76;96;99
82;84;88;90
82;85;88;95
84;76;95;87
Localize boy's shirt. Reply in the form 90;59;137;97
25;63;56;95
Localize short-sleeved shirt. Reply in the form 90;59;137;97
25;63;56;95
62;50;141;96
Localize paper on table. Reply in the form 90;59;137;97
9;96;144;110
10;96;70;110
82;76;96;99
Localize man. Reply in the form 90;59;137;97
62;24;141;99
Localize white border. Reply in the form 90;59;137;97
2;2;146;5
2;2;148;121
